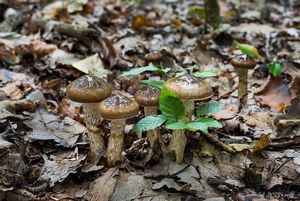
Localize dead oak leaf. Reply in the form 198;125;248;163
0;81;23;99
240;111;272;129
254;76;292;112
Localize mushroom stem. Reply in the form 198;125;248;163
236;68;248;107
107;119;126;167
168;129;187;164
183;100;194;116
83;103;105;160
168;100;191;164
144;106;158;117
144;106;166;154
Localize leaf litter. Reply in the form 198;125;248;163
0;0;300;200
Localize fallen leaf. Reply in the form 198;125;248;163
24;109;85;147
85;168;118;201
132;16;152;30
40;151;86;187
71;54;111;78
0;81;23;99
0;100;15;120
240;111;272;129
254;76;292;112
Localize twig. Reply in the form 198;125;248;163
216;85;238;100
204;133;236;153
263;158;292;185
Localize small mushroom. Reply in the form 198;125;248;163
66;75;111;160
164;74;213;164
134;86;166;158
99;92;139;167
231;54;256;107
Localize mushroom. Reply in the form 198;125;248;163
164;74;213;163
66;75;112;160
99;92;139;167
134;86;166;156
231;54;256;107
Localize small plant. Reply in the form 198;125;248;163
132;86;223;163
121;63;170;76
268;61;282;77
122;63;217;78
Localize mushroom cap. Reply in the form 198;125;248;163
98;92;139;119
134;86;160;107
66;75;112;103
231;54;257;69
164;74;213;101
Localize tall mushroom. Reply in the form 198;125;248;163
99;92;139;167
231;54;256;107
164;74;213;163
66;75;112;160
134;86;166;157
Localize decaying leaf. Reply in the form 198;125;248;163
24;109;85;147
85;168;118;201
132;16;152;30
71;54;111;78
254;77;292;112
40;150;86;187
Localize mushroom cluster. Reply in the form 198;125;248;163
66;72;214;166
66;75;111;162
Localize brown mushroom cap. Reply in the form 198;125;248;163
164;74;212;101
231;54;257;69
98;92;139;119
66;75;111;103
134;86;160;107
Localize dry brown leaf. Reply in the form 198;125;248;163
0;81;23;99
85;168;118;201
240;111;272;129
57;98;81;122
29;37;57;58
254;76;292;112
132;16;152;30
252;134;271;153
214;104;238;120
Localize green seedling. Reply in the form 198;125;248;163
268;62;282;77
121;63;170;76
123;62;217;79
234;41;263;59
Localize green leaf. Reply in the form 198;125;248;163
235;41;261;58
196;101;223;116
122;66;157;76
132;114;166;132
175;71;187;77
166;122;188;130
187;122;209;133
188;7;206;20
139;80;164;89
159;86;185;119
159;68;171;74
195;117;222;128
193;70;217;78
268;62;282;77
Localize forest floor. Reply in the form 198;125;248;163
0;0;300;200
